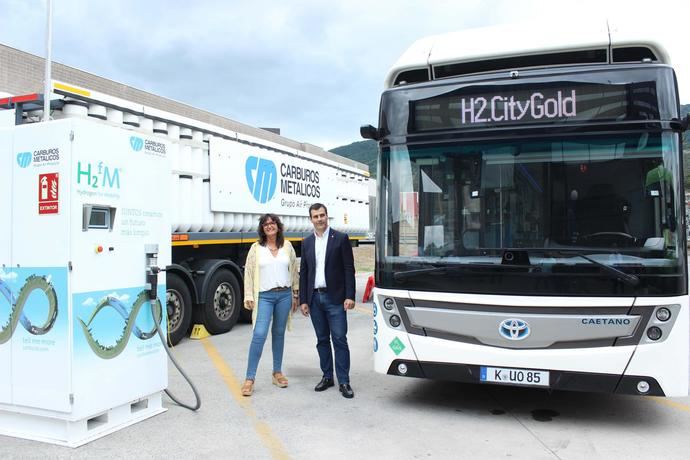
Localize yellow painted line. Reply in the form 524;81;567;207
200;337;290;460
645;396;690;413
53;81;90;97
172;239;243;246
171;236;368;246
172;237;306;246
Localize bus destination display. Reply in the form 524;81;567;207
411;82;659;131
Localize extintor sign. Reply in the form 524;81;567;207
38;172;59;214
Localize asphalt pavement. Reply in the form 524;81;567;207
3;272;690;459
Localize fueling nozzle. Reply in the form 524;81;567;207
145;244;161;301
147;265;161;301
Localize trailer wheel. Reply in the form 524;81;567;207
166;273;193;346
202;269;241;335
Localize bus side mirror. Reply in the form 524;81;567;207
360;124;381;140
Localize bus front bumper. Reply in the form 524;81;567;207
386;359;665;396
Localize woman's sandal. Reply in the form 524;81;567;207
272;372;288;388
241;379;254;396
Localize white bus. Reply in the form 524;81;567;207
363;22;690;396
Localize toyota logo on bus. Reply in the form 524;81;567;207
499;318;530;341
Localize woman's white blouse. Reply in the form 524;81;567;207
258;245;291;292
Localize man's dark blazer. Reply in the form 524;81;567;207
299;228;355;307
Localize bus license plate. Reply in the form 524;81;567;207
480;366;549;387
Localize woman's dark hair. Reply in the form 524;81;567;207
257;213;284;248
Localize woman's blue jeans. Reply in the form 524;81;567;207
245;289;292;380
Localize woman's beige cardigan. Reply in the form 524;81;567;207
243;240;299;329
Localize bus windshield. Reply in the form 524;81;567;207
379;131;686;296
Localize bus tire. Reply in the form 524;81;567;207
166;272;193;346
202;269;241;335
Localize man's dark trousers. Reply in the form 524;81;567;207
309;290;350;383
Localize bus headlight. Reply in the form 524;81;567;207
646;326;662;341
637;380;650;394
389;315;401;327
655;307;671;322
383;298;395;311
398;363;408;375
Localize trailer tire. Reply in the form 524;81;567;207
166;273;193;346
202;269;241;335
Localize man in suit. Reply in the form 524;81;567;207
299;203;356;398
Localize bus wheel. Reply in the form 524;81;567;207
203;269;241;335
166;272;193;346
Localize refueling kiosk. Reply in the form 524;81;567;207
0;110;171;446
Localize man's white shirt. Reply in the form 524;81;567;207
314;226;330;289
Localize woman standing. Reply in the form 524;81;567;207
241;214;299;396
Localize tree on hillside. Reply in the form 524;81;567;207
331;140;378;177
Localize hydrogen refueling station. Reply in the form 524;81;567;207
0;115;171;446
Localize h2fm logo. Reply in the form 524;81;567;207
77;161;121;189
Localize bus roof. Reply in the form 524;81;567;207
385;20;671;89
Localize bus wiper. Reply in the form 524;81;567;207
393;265;448;280
393;262;536;280
546;250;640;287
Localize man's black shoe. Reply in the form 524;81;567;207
314;377;335;392
339;384;354;398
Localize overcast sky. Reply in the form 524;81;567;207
1;0;688;150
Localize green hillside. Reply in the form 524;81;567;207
331;140;378;177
